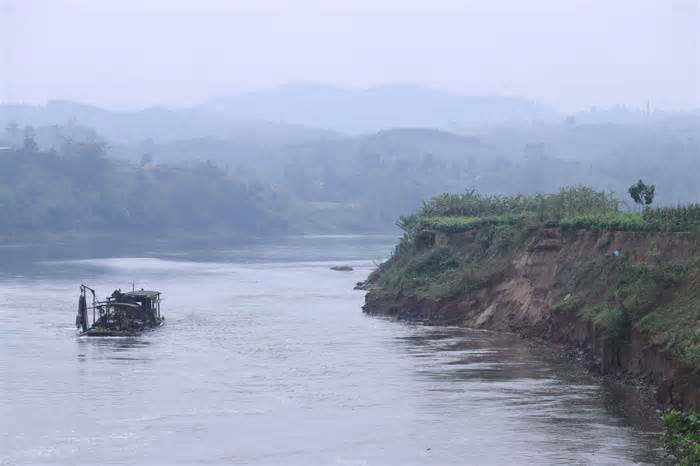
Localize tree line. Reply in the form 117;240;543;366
0;139;289;236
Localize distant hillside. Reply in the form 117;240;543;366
0;100;339;145
0;85;561;143
203;84;562;133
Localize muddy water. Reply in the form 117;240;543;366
0;236;665;465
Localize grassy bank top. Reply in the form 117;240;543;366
399;187;700;234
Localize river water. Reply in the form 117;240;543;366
0;235;665;465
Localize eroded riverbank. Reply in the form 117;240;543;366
361;227;700;414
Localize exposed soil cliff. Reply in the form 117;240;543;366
361;227;700;411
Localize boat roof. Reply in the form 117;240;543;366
123;290;161;299
97;302;141;308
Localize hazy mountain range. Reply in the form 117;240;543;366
0;84;561;143
1;84;699;237
0;99;337;146
203;84;561;133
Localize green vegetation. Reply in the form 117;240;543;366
584;305;629;340
400;186;620;234
417;213;535;234
552;292;585;312
379;187;700;372
628;179;656;209
419;209;700;234
375;220;517;300
662;409;700;465
643;205;700;232
2;107;700;237
404;247;460;282
558;212;648;231
617;262;686;316
373;185;700;456
398;187;700;236
378;246;462;294
0;141;290;236
580;258;694;358
636;267;700;369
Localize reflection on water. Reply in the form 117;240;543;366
0;236;665;465
394;327;665;464
77;337;154;362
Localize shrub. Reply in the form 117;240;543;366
615;262;685;319
662;409;700;465
585;305;629;340
552;292;584;312
636;281;700;369
404;247;460;281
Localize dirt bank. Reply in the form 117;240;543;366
361;227;700;411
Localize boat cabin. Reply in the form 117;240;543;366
76;285;164;336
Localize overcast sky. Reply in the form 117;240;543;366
1;0;698;112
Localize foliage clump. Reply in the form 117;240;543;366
552;293;584;312
662;409;700;465
575;256;700;370
628;179;656;209
378;246;461;292
584;259;685;335
585;305;629;340
636;266;700;369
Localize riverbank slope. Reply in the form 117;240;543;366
360;226;700;411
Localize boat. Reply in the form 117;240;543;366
76;284;164;336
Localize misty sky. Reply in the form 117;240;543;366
1;0;698;112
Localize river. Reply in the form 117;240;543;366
0;235;665;465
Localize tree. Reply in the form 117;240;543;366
628;179;655;210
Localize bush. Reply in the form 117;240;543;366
616;262;685;319
585;305;629;340
662;409;700;465
635;270;700;369
552;292;584;312
403;247;460;282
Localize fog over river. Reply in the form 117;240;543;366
0;236;665;465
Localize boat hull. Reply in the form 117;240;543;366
80;319;164;337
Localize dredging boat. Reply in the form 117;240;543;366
76;284;164;336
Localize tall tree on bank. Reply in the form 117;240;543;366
628;179;655;211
